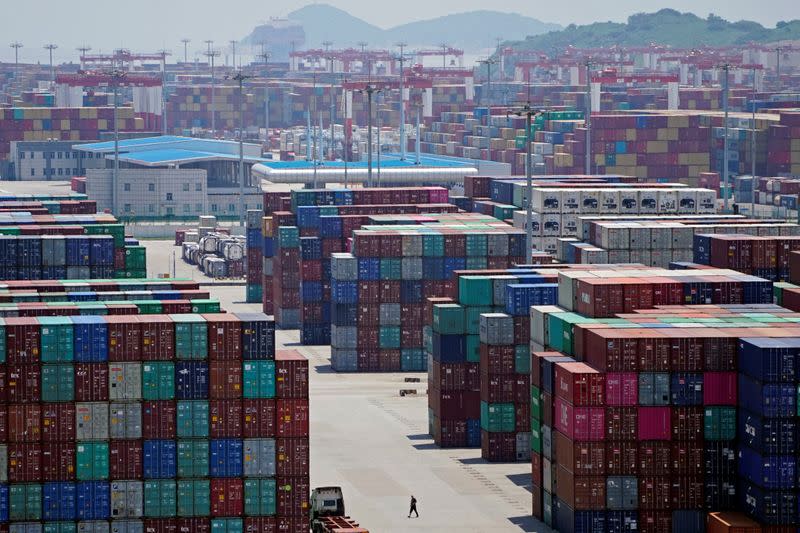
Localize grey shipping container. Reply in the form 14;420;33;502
479;313;514;345
515;433;530;462
606;476;638;510
0;444;6;482
78;523;111;533
331;326;357;350
109;363;143;400
492;276;517;307
42;236;67;267
262;258;273;277
638;373;670;406
9;525;42;533
111;480;144;518
243;438;276;477
76;402;110;440
542;457;553;494
331;348;358;372
487;234;509;256
331;253;357;281
401;258;422;280
542;425;553;461
401;234;422;256
379;304;401;326
68;266;91;279
109;402;142;440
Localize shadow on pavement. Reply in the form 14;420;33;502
314;364;335;374
508;515;540;532
412;443;440;450
507;473;533;493
458;457;487;465
406;433;431;441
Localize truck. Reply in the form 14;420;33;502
311;486;369;533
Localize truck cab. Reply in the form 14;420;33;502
311;486;346;521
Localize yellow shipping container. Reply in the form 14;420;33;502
667;115;689;128
646;141;668;153
790;139;800;151
98;119;108;130
61;120;70;130
791;165;800;175
595;154;606;166
625;129;637;141
70;131;80;141
134;117;145;129
616;154;637;166
33;120;43;130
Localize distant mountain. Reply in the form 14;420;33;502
507;9;800;53
243;3;559;54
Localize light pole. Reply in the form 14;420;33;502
584;58;594;175
10;42;22;83
396;42;409;160
343;78;349;187
204;42;220;135
44;43;58;81
229;40;237;69
109;69;126;216
226;71;253;226
719;63;732;212
775;47;783;91
440;43;448;69
751;66;757;217
77;45;91;70
260;50;271;136
181;39;190;64
479;57;497;106
325;54;336;161
158;49;169;135
357;83;384;187
508;103;545;262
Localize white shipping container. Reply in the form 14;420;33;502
600;226;629;250
619;190;639;214
608;249;631;263
600;190;620;214
629;226;652;250
677;189;698;214
530;305;562;347
543;214;561;236
532;189;561;213
513;211;544;235
650;249;671;268
561;189;581;214
629;249;652;266
561;215;580;237
542;238;559;255
582;247;609;264
639;190;659;214
658;190;677;213
696;190;717;213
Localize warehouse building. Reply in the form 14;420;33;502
74;136;265;220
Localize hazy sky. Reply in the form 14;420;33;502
1;0;797;63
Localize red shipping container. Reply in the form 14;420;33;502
555;362;605;406
638;407;671;440
670;475;704;508
541;392;553;428
244;517;277;533
671;407;704;441
7;364;41;403
706;512;762;533
554;430;606;476
5;317;41;363
276;476;310;516
276;437;309;477
605;441;638;475
639;510;672;533
8;442;41;481
554;398;605;441
554;465;606;510
0;406;6;442
605;407;638;441
671;441;703;475
177;519;210;533
514;375;530;405
638;476;672;510
41;403;75;442
141;316;175;361
639;441;671;474
479;344;515;375
516;402;530;433
145;519;178;533
432;418;467;447
110;440;143;479
275;350;308;399
40;442;76;481
276;399;309;438
532;451;542;484
210;361;243;399
531;351;564;387
210;478;244;517
106;315;142;362
242;399;276;439
142;401;177;439
480;373;515;403
432;390;480;420
703;372;737;405
481;430;516;462
75;363;109;402
210;400;243;438
605;372;638;406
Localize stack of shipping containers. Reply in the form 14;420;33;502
245;211;263;304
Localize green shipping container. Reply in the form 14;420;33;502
548;312;596;356
704;406;737;440
515;345;530;374
173;314;208;360
243;361;276;399
423;326;433;355
144;480;177;518
422;234;444;257
465;234;487;256
39;317;74;362
43;523;77;533
76;442;109;480
85;223;125;246
41;363;75;402
177;400;210;438
531;385;542;421
246;284;263;304
277;227;299;248
0;319;6;362
465;334;480;363
136;301;163;314
177;479;211;517
531;419;542;453
178;440;210;478
480;401;515;433
433;304;465;335
465;257;487;270
380;258;402;280
459;276;493;306
124;246;147;271
9;483;42;520
379;326;401;349
211;519;244;533
465;306;492;335
244;479;277;516
143;362;176;400
192;300;221;314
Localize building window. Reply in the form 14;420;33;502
124;183;131;191
20;152;25;159
228;203;235;213
166;207;174;215
88;152;93;159
58;168;63;176
195;183;202;191
182;183;190;192
73;168;78;175
30;152;35;159
30;168;35;176
211;204;218;212
57;152;62;159
149;204;155;213
124;204;131;213
195;203;202;212
183;204;190;213
166;193;173;201
148;183;155;192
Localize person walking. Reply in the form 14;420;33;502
408;495;419;518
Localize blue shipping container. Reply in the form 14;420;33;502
738;337;799;383
175;362;209;400
143;440;177;478
71;316;108;362
76;481;110;520
43;482;77;520
210;439;243;478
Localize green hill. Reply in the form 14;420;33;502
507;9;800;54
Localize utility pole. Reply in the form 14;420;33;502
158;49;169;135
440;43;448;69
377;98;383;186
775;46;783;91
260;49;271;136
751;65;757;218
479;58;497;106
358;42;368;75
508;102;545;261
323;41;333;53
204;41;220;135
343;77;349;187
312;74;318;188
325;53;336;161
226;71;253;226
357;83;384;187
584;58;594;175
44;43;58;81
109;69;126;217
396;42;408;160
719;63;733;212
10;42;23;83
415;102;422;165
181;39;190;64
229;41;238;69
77;45;91;70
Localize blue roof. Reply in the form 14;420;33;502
260;153;474;169
77;136;190;152
111;149;266;165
